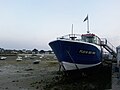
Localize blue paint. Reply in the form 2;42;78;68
49;40;102;65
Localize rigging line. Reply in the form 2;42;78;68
66;50;79;70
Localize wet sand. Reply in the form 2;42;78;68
0;55;116;90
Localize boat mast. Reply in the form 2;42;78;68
87;17;89;33
83;15;90;33
71;24;73;35
70;24;76;40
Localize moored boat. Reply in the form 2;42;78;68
0;56;7;60
16;56;22;61
49;33;103;71
49;16;116;71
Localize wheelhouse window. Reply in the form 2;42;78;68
81;34;100;45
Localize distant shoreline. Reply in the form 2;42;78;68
0;53;54;56
0;54;17;56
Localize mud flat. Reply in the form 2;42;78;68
0;55;59;90
0;55;115;90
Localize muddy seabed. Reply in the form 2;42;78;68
0;55;111;90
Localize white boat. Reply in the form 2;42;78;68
0;56;7;60
16;56;22;61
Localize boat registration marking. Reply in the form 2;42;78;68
79;50;96;55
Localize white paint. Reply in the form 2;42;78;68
61;61;101;71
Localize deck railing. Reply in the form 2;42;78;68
57;34;82;41
57;34;101;45
100;38;116;53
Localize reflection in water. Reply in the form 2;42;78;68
46;63;112;90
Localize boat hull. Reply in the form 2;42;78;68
49;40;102;70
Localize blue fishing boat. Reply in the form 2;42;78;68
49;33;102;70
49;16;105;71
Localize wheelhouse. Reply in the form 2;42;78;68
81;34;101;45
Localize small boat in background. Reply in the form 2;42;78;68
0;56;7;60
40;54;44;59
33;60;41;64
16;56;22;61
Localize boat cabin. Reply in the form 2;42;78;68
81;34;101;45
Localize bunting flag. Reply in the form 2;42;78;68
83;15;88;22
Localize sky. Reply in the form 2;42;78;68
0;0;120;50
